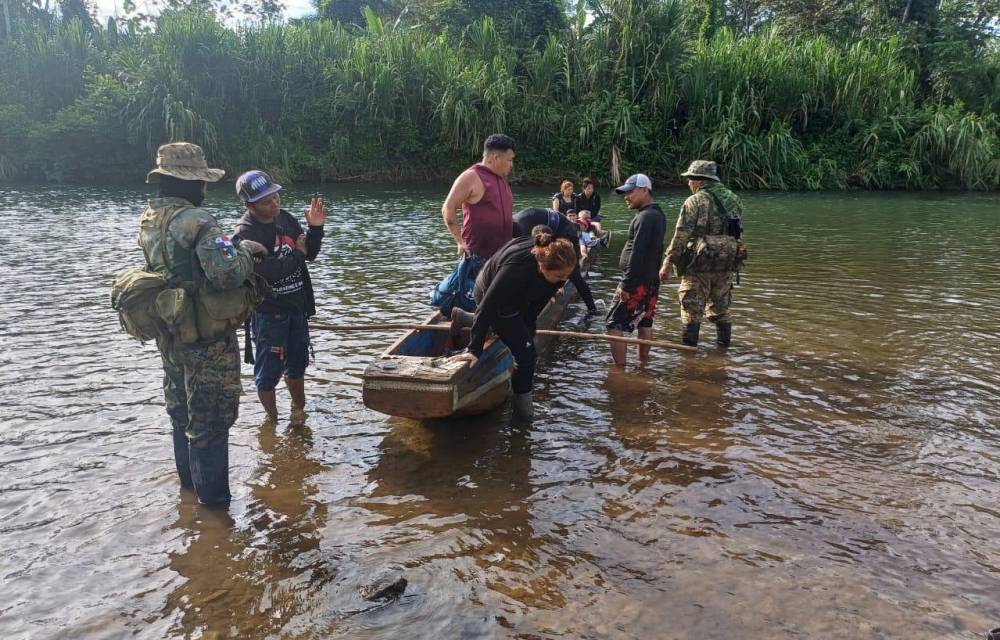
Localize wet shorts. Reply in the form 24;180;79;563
251;310;310;391
605;282;659;333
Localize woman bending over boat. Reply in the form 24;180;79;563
511;207;599;315
451;228;577;419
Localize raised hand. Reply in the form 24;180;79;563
305;195;326;227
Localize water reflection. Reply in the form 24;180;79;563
363;415;538;595
164;424;329;637
601;363;733;534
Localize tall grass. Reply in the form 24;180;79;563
0;2;997;190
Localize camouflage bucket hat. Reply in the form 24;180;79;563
680;160;719;181
145;142;225;183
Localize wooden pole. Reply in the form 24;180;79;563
309;322;697;353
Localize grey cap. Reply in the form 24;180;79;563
680;160;719;181
614;173;653;194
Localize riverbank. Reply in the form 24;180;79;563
2;8;998;192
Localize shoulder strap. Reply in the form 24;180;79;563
704;189;728;218
702;189;731;236
158;205;192;274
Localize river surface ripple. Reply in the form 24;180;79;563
0;185;998;639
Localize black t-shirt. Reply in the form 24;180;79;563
512;208;579;244
233;209;323;314
618;203;666;291
575;191;601;218
552;193;577;215
511;208;596;311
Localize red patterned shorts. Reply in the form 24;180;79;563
605;281;659;333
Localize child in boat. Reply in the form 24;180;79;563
578;210;610;252
579;210;603;236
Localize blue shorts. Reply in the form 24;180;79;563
251;310;310;391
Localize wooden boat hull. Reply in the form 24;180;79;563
362;320;514;419
362;242;602;419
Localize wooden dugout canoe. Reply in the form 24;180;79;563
361;238;605;419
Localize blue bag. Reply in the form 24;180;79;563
430;255;484;315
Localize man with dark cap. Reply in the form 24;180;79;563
660;160;745;347
139;142;266;507
606;173;666;366
233;170;326;428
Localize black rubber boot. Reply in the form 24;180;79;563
512;392;534;421
172;427;193;489
682;322;701;347
189;433;231;507
716;322;732;347
986;628;1000;640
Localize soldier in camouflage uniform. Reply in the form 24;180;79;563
139;143;265;506
660;160;744;348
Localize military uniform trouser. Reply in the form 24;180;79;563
159;333;241;443
158;334;241;504
678;272;734;325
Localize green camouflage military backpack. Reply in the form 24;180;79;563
111;205;191;343
110;268;170;341
113;204;270;343
193;271;270;340
689;190;747;273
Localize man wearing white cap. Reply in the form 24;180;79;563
606;173;666;366
660;160;745;347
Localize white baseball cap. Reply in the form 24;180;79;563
614;173;653;193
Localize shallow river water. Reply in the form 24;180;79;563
1;184;999;639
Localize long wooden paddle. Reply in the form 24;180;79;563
309;322;697;353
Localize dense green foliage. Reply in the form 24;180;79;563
1;0;997;189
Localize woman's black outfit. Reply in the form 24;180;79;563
575;191;602;221
552;193;576;215
468;237;566;394
511;208;597;313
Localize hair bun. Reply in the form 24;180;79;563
530;225;554;247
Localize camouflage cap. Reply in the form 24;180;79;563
680;160;719;181
145;142;225;184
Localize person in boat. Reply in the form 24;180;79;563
438;134;516;312
139;142;265;507
511;207;599;315
606;173;666;366
551;180;576;214
232;170;326;428
660;160;744;348
450;228;577;419
578;210;605;239
576;177;602;221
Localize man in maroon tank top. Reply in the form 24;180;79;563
441;134;515;261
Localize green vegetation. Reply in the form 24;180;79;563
1;0;997;189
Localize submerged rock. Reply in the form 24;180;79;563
360;576;408;602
